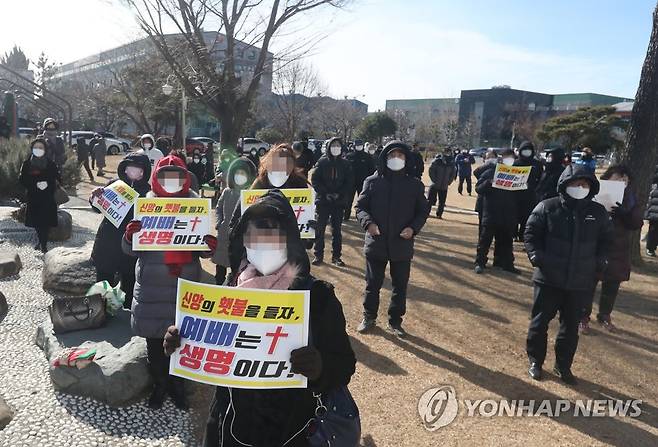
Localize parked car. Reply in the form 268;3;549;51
238;137;270;155
67;131;126;155
469;147;488;158
18;127;36;140
571;151;583;163
191;136;218;150
99;132;131;153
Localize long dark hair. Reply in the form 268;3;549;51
253;143;308;188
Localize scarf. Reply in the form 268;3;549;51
236;262;299;290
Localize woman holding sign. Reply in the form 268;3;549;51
19;138;60;253
580;165;643;333
163;190;357;447
90;152;152;309
123;155;218;410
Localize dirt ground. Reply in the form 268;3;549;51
78;155;658;447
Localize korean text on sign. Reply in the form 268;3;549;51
170;279;310;389
91;180;138;228
492;164;532;191
241;189;316;239
133;198;211;251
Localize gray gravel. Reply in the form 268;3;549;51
0;207;199;447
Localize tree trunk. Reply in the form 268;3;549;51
620;2;658;266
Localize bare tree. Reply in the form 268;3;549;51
122;0;351;149
620;2;658;265
271;60;324;141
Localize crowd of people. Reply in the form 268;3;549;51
15;116;658;446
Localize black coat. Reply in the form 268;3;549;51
188;160;207;184
536;158;565;202
524;165;614;291
210;191;355;447
602;189;643;282
514;155;543;200
76;137;90;162
295;148;316;178
473;162;492;213
311;138;354;208
346;150;376;188
355;141;429;262
646;185;658;222
474;163;518;229
91;153;152;271
19;157;60;228
409;151;425;180
429;155;456;190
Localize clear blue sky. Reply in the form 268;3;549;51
0;0;655;110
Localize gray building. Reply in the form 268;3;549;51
52;32;274;137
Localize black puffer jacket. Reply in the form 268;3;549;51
474;162;518;229
429;154;456;190
311;137;354;208
536;148;566;202
346;149;376;189
208;190;356;447
91;153;152;271
355;141;430;261
525;164;614;291
514;141;543;201
646;185;658;222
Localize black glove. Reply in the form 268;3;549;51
163;326;181;356
290;345;322;381
596;258;609;274
307;219;318;230
610;201;629;217
529;252;544;268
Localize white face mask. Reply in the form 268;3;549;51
193;158;200;163
566;185;590;200
502;157;515;166
267;171;289;188
368;149;376;155
387;157;405;171
125;166;144;181
143;143;152;150
355;145;364;152
487;157;498;165
546;155;553;163
201;158;207;165
162;179;183;194
32;148;45;158
234;173;248;186
246;246;288;276
521;150;533;158
330;146;342;157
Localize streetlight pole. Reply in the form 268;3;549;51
163;77;187;150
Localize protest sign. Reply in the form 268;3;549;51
170;279;310;389
492;164;532;191
91;180;138;228
594;180;626;212
241;189;316;239
133;198;211;251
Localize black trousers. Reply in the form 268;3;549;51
363;257;411;326
35;225;49;250
527;284;585;370
95;255;137;309
583;280;621;319
344;181;364;219
647;221;658;252
314;205;344;259
458;175;472;194
146;337;170;388
78;157;94;180
428;186;448;217
476;225;514;267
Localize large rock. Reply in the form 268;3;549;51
42;243;96;295
0;252;22;279
48;210;73;241
35;309;151;407
0;395;13;430
0;292;7;320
